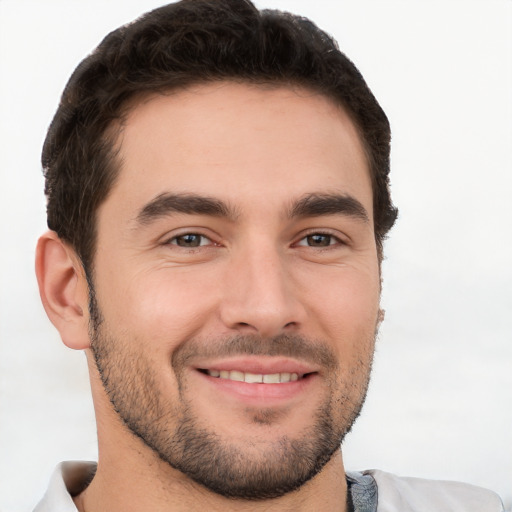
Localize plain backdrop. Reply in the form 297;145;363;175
0;1;511;511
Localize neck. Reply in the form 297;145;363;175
74;449;348;512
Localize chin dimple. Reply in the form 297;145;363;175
203;369;301;383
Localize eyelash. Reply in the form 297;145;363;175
294;231;345;249
167;233;215;248
165;231;345;250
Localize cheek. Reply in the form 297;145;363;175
299;264;380;346
96;264;224;350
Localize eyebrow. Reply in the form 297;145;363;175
134;192;239;225
289;193;370;223
134;191;369;227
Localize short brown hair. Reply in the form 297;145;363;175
42;0;398;272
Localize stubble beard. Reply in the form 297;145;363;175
88;286;376;500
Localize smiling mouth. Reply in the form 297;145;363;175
199;369;314;384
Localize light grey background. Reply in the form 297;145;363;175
0;1;511;511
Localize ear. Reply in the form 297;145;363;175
35;231;91;350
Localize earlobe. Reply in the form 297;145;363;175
35;231;91;350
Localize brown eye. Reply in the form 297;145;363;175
305;234;334;247
171;234;209;248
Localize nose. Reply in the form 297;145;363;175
219;242;306;337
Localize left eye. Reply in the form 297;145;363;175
297;234;340;247
169;234;211;248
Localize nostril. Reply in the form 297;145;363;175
235;322;255;330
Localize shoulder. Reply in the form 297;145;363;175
365;469;504;512
33;461;96;512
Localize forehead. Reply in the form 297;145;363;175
107;82;372;220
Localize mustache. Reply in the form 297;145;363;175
171;333;338;371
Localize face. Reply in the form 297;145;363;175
89;83;381;499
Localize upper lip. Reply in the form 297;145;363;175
193;356;319;376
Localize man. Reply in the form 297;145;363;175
33;1;504;510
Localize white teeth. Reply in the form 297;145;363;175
230;370;244;382
263;373;280;384
206;370;300;383
245;372;263;383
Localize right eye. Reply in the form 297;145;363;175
167;233;212;248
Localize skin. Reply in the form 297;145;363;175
36;82;381;511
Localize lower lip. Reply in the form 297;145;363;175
195;370;317;403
